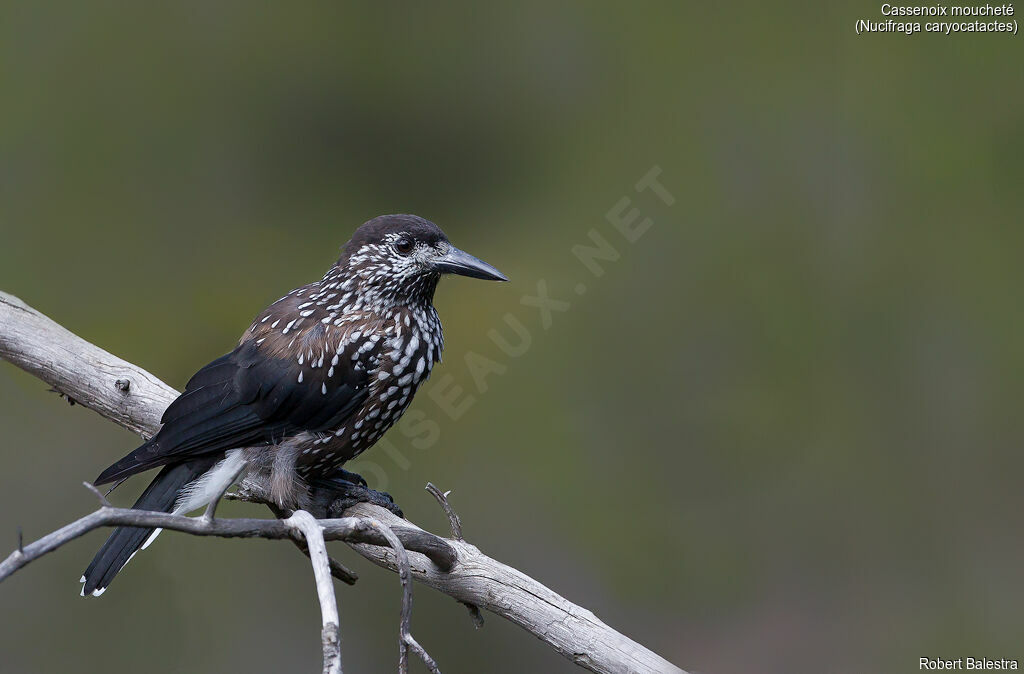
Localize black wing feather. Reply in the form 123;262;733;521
95;340;367;485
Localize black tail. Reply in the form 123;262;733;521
81;459;214;596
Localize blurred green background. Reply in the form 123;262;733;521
2;3;1022;673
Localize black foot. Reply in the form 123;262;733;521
310;473;404;519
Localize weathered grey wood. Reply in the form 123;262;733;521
286;511;343;674
0;291;173;436
0;289;686;674
0;505;372;582
343;502;684;674
0;498;443;674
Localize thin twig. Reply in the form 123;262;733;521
82;481;112;508
426;483;483;628
0;507;353;584
364;518;441;674
425;483;463;540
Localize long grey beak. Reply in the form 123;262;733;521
435;246;508;281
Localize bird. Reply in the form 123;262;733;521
80;214;507;596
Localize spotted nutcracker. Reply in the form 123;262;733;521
81;214;507;596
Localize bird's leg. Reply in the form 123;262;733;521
310;471;404;519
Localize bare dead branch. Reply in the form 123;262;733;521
0;291;176;436
0;290;686;674
82;481;112;508
425;483;484;629
0;492;441;672
263;501;359;586
286;511;343;674
0;497;368;584
354;518;441;674
234;479;458;572
425;483;464;540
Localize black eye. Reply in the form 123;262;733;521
395;238;414;255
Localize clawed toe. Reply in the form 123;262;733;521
330;485;404;519
310;474;404;519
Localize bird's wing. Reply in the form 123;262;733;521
94;337;369;485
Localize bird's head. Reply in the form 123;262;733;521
337;214;507;307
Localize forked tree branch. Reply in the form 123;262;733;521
0;480;444;674
0;290;685;674
285;511;343;674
